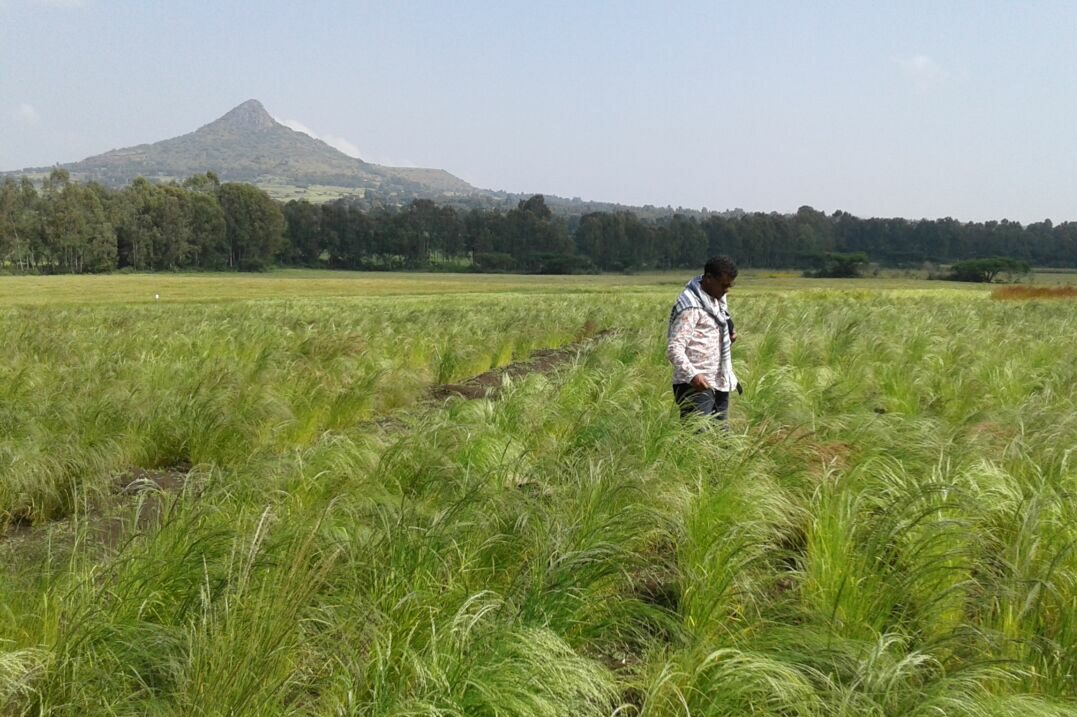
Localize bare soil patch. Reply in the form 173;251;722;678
428;329;617;401
1;464;193;552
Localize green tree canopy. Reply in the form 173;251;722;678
948;257;1031;283
218;183;286;270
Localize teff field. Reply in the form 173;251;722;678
2;271;1076;716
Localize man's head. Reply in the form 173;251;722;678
700;255;738;299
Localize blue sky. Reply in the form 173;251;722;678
2;0;1075;222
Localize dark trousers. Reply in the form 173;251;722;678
673;383;729;423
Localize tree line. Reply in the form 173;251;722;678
2;171;1076;274
0;171;284;273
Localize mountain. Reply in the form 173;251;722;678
12;99;481;201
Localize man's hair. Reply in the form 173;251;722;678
704;255;738;278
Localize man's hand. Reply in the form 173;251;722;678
730;330;738;343
690;374;711;392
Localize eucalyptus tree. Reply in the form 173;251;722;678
218;182;286;270
39;170;116;273
0;177;42;271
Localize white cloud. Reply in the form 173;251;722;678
377;155;418;168
14;103;39;125
277;118;315;137
894;54;950;91
323;134;362;158
276;116;422;166
276;116;430;167
33;0;85;7
277;117;364;159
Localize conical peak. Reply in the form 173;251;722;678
212;99;276;131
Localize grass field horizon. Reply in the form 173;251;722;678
2;272;1076;715
8;266;1075;307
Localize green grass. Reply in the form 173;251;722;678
2;273;1076;715
0;269;1025;307
0;294;619;522
258;183;365;203
0;270;678;306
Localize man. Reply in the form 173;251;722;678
667;255;739;424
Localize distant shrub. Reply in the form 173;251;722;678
804;252;869;278
945;257;1030;283
524;252;597;275
237;257;272;272
472;252;517;273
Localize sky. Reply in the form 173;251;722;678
2;0;1075;223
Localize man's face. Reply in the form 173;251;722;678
701;271;736;299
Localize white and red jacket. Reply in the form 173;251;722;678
666;276;738;392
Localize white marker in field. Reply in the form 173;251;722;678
155;293;160;301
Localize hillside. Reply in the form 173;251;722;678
12;100;480;201
2;99;726;214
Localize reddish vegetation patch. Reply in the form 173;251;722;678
753;425;855;479
758;425;813;444
991;286;1077;300
811;441;853;472
967;421;1017;450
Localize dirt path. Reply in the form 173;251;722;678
428;329;618;401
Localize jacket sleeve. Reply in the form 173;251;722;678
667;309;700;378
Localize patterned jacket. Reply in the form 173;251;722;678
666;276;738;391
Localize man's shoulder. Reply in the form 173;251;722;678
671;305;704;320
